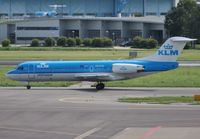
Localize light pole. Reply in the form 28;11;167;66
112;32;115;40
105;30;109;38
72;30;75;38
51;31;55;46
112;32;115;45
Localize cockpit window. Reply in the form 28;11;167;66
17;66;24;70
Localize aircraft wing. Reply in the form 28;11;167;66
75;73;111;81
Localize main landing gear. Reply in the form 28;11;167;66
96;82;105;90
26;83;31;90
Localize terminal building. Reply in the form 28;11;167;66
0;0;180;44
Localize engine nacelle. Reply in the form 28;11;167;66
112;63;144;74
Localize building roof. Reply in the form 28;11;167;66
0;16;165;25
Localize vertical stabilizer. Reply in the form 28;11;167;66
140;37;196;62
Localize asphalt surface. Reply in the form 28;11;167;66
1;60;200;66
0;87;200;139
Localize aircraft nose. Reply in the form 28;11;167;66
5;71;15;80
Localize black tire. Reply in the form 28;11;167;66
96;85;101;90
99;83;105;90
27;85;31;90
96;83;105;90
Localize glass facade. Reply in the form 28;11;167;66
0;0;174;18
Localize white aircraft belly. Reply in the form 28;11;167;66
31;73;77;81
11;72;155;82
15;73;111;82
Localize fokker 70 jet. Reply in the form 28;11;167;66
6;37;195;90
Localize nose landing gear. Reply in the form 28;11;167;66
96;82;105;90
26;85;31;90
26;82;31;90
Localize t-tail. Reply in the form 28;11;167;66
140;37;196;62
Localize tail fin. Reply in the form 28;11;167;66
140;37;196;62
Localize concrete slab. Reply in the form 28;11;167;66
110;127;200;139
0;87;200;139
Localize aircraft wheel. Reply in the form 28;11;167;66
96;83;105;90
26;85;31;90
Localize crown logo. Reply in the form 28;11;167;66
164;44;173;49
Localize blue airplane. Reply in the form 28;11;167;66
6;37;195;90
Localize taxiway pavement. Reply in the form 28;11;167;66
0;87;200;139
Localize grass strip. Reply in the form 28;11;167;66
0;49;199;60
0;49;153;60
